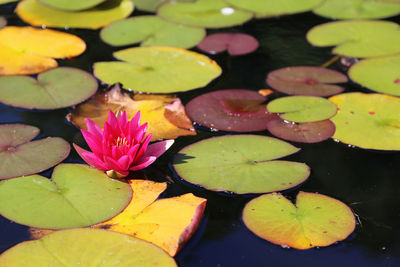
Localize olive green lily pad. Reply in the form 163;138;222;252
157;0;253;28
0;164;132;229
267;96;337;123
329;92;400;150
313;0;400;20
242;192;355;249
225;0;324;18
100;15;206;49
307;20;400;58
0;228;177;267
0;0;17;4
0;124;70;180
0;67;98;110
349;55;400;96
39;0;105;11
94;46;222;93
16;0;134;29
173;135;310;194
135;0;165;12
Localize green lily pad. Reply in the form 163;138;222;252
0;67;98;110
242;192;355;249
0;228;177;266
100;15;206;49
16;0;134;29
307;20;400;58
39;0;105;11
173;135;310;194
157;0;253;28
349;55;400;96
0;0;17;4
225;0;324;18
94;46;222;93
135;0;167;12
267;96;337;123
329;92;400;150
0;124;70;180
313;0;400;20
0;164;132;229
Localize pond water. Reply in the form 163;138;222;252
1;2;400;266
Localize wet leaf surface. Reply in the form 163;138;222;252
39;0;105;11
197;33;259;56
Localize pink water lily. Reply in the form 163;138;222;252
73;110;174;178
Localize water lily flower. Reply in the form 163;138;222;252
73;110;174;178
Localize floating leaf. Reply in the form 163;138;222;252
16;0;134;29
94;46;221;93
68;84;196;141
0;67;97;110
0;0;17;4
349;55;400;96
0;164;132;229
267;96;337;123
157;0;253;28
94;180;207;256
306;20;400;58
197;33;259;56
135;0;165;11
313;0;400;20
0;229;177;266
242;192;355;249
186;89;277;132
173;135;310;194
329;92;400;150
0;124;70;180
225;0;324;18
39;0;105;11
0;26;85;75
101;15;205;49
266;119;335;143
266;66;347;97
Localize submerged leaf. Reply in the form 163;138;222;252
0;124;70;180
0;26;85;75
173;135;310;194
0;164;132;229
68;84;196;141
243;192;355;249
197;33;259;56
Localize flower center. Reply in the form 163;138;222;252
113;137;130;148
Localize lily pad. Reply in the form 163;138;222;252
39;0;105;11
173;135;310;194
242;192;355;249
135;0;165;11
266;66;347;97
266;119;336;143
0;0;17;4
348;55;400;96
306;20;400;58
100;15;206;49
0;229;177;267
0;124;70;180
197;33;259;56
0;67;97;110
16;0;134;29
329;92;400;150
0;164;132;229
267;96;338;123
185;89;277;132
225;0;324;18
94;46;222;93
0;26;86;75
157;0;253;28
313;0;400;20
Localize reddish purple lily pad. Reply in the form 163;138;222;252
266;119;335;143
0;124;70;180
185;89;277;132
197;33;259;56
266;66;348;97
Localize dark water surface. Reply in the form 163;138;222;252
1;3;400;267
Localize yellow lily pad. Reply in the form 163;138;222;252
0;26;85;75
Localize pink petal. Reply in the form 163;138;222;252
130;156;156;171
118;155;131;170
130;111;141;128
127;143;140;158
73;144;107;170
118;111;128;134
134;133;152;162
85;118;103;140
144;140;174;158
104;155;123;171
107;110;119;126
81;130;103;156
133;123;147;144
